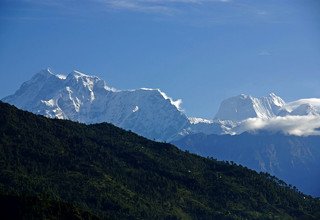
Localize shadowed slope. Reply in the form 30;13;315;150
0;102;319;219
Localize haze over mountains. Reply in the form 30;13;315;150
3;69;320;141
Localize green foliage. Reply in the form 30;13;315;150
0;102;319;219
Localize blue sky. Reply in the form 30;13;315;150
1;0;320;118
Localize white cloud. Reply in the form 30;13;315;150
20;0;283;25
238;115;320;136
159;90;183;110
100;0;231;14
103;0;174;14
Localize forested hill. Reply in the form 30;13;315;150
0;102;319;219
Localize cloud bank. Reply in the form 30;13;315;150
238;115;320;136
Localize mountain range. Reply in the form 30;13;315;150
4;69;320;141
3;69;320;196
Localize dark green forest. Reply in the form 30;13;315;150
0;102;319;219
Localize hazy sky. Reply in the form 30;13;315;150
1;0;320;118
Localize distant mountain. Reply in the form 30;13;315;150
279;99;320;116
173;94;320;197
215;93;285;121
215;93;320;120
173;131;320;196
1;101;320;219
4;69;320;139
187;94;320;137
2;69;188;141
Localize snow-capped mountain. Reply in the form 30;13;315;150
3;68;320;140
179;93;320;137
178;93;287;137
3;69;189;141
214;94;320;120
214;93;285;121
279;99;320;116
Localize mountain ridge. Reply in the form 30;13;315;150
3;69;188;141
3;68;320;139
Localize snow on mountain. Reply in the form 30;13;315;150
3;68;320;140
170;118;239;141
212;93;320;136
2;69;188;141
189;117;213;124
279;98;320;116
214;93;285;121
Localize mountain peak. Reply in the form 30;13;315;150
68;70;100;80
268;92;285;107
215;93;285;121
281;98;320;116
44;67;53;74
39;67;52;73
33;68;54;78
137;88;183;111
3;69;188;141
238;94;251;99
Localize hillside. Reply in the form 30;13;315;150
173;132;320;197
0;102;320;219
